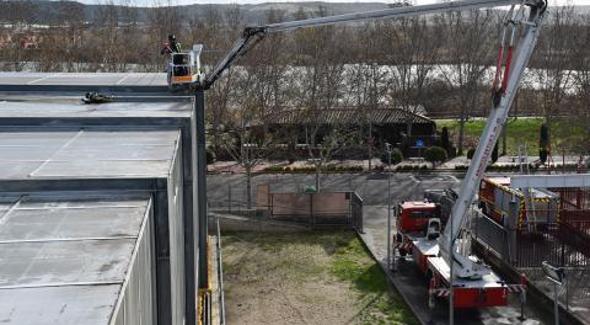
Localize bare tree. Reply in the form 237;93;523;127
290;7;355;190
383;15;442;154
559;11;590;155
205;5;245;156
345;22;389;169
533;5;576;122
0;0;40;71
220;119;272;210
435;9;495;155
218;8;290;209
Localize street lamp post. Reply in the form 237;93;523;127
242;142;257;210
385;143;392;271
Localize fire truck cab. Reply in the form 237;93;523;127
395;201;441;255
397;201;440;233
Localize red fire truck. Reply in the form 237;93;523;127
479;177;559;227
394;198;523;308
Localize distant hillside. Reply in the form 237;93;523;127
2;0;392;25
3;1;590;26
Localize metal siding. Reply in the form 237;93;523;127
111;199;156;325
169;139;187;325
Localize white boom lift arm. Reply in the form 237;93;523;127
202;0;546;89
439;0;546;280
200;0;547;280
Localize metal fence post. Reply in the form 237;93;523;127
386;143;392;271
554;282;560;325
309;193;314;229
228;184;232;213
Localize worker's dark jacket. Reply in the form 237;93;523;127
161;41;181;55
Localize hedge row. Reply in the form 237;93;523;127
264;165;364;173
453;163;584;171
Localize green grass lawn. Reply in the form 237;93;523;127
222;231;418;325
328;233;417;325
435;117;587;155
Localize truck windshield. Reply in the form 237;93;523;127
409;210;434;219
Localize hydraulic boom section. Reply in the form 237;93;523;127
439;0;546;280
203;0;539;89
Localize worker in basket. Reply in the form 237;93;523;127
161;34;182;55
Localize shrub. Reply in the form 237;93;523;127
380;148;404;165
206;148;216;164
447;145;457;158
539;123;550;149
539;148;548;165
424;146;448;168
392;149;403;164
440;127;457;158
467;148;476;159
491;143;499;163
264;165;285;172
441;127;450;150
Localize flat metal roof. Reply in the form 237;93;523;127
0;191;151;324
0;72;169;93
0;96;193;119
0;72;166;86
0;129;180;179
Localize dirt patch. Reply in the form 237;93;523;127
222;231;418;325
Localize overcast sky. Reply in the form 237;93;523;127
67;0;590;6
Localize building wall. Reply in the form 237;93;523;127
111;199;156;325
168;139;187;325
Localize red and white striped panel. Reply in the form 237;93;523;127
505;284;526;293
430;288;450;298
